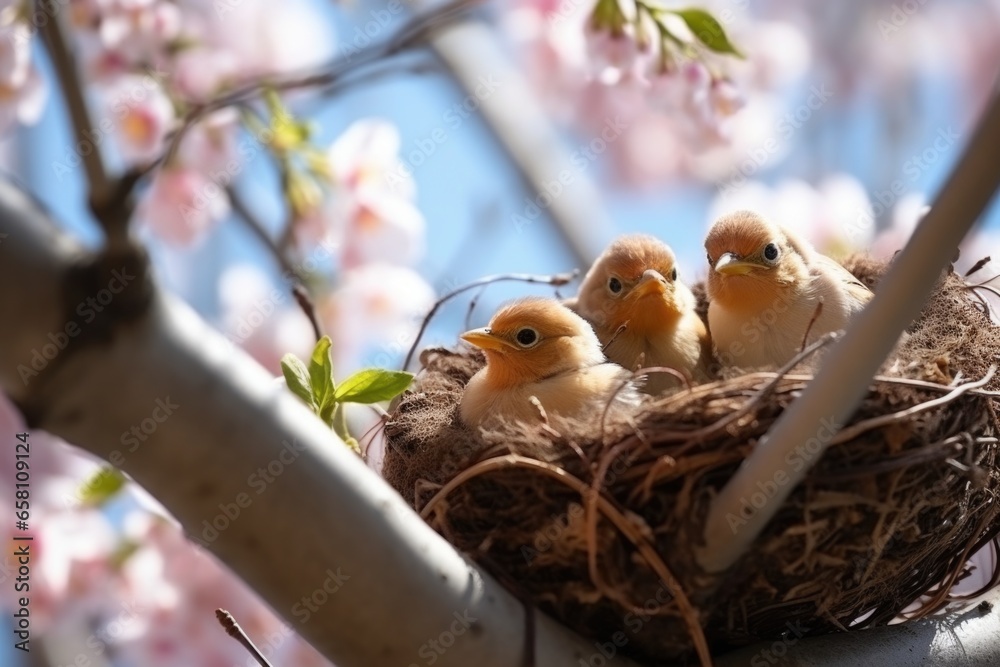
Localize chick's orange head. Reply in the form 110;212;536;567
705;210;811;306
578;234;688;331
461;298;604;389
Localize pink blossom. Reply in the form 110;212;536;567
102;75;175;165
707;79;746;119
170;47;239;101
584;26;651;83
99;0;182;64
0;24;47;133
321;263;435;371
183;0;334;83
178;109;240;175
297;119;426;268
218;264;315;373
138;167;230;246
118;512;333;667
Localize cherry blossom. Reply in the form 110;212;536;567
0;22;46;133
138;167;231;246
321;262;436;371
296;119;427;268
502;0;761;185
218;264;315;374
101;74;176;164
98;0;183;65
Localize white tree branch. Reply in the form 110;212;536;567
698;91;1000;573
0;177;639;667
716;587;1000;666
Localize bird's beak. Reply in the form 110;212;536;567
714;253;757;276
632;269;670;297
460;327;510;352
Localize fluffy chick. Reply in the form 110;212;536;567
459;298;635;427
705;210;873;369
570;234;712;393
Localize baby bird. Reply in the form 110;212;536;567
570;234;712;393
705;210;873;369
459;298;635;428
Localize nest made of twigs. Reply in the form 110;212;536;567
382;256;1000;666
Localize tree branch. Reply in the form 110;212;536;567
160;0;482;170
37;0;135;250
225;185;301;280
225;185;323;341
0;178;641;667
37;0;109;199
698;90;1000;574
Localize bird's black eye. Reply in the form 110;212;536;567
515;328;538;347
670;267;678;281
608;277;623;294
763;243;780;262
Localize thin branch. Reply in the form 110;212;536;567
37;0;110;200
292;284;323;343
402;270;579;371
225;186;323;342
37;0;139;251
161;0;482;169
827;366;997;446
965;256;992;277
601;322;629;354
799;300;824;353
225;186;301;280
217;609;275;667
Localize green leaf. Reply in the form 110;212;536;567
281;354;314;408
78;467;127;507
334;369;414;404
309;336;335;408
670;8;743;57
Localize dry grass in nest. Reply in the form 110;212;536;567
382;256;1000;666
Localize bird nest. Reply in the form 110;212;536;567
382;256;1000;665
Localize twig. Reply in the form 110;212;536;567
465;285;488;330
216;609;275;667
965;256;992;277
37;0;110;199
402;270;579;371
635;366;692;392
225;186;301;280
292;284;323;342
225;186;323;341
601;322;628;354
162;0;481;168
599;374;643;446
827;366;997;446
799;300;824;353
671;333;839;454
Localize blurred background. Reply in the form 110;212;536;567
2;0;999;664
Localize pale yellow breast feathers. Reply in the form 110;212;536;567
459;298;635;427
